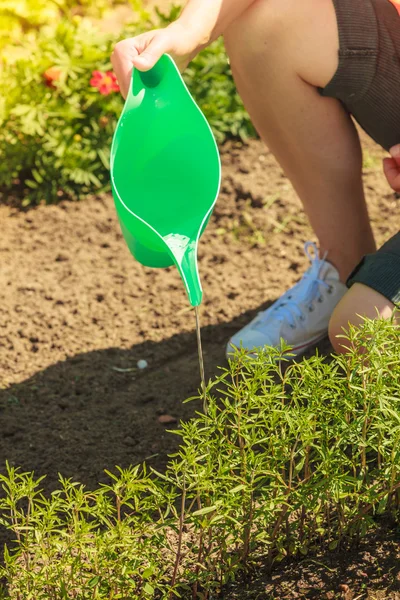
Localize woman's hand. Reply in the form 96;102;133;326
383;145;400;192
112;0;257;98
111;22;201;98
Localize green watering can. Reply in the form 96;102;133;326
110;54;221;307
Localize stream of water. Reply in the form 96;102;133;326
194;306;207;414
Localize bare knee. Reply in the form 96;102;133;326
224;0;292;66
224;0;338;88
224;0;284;70
328;283;396;354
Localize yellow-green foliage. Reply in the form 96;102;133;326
0;2;255;205
0;17;122;203
0;0;138;49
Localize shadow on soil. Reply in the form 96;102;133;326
2;300;296;492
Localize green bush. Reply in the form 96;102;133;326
0;5;255;206
1;317;400;599
0;18;121;204
0;0;140;49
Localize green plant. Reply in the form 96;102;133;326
0;4;256;206
0;0;142;49
0;17;122;204
1;316;400;598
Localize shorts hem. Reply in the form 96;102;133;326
346;253;400;305
321;0;378;104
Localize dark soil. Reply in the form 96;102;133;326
226;526;400;599
1;135;400;597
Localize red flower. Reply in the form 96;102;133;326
43;67;62;88
90;70;120;95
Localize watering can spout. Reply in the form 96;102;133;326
110;54;221;306
163;234;203;306
180;261;202;307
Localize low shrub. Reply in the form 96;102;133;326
1;317;399;598
0;4;255;206
0;0;136;49
0;18;123;204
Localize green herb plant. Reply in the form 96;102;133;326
1;316;400;598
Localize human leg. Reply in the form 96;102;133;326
223;0;376;282
329;231;400;353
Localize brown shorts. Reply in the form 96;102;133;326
321;0;400;305
321;0;400;152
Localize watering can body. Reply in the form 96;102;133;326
110;55;221;306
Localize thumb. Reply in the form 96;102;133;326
132;33;171;71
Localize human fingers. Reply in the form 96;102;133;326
383;156;400;192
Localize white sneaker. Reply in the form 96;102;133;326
226;242;347;358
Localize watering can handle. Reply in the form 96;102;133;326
125;55;171;111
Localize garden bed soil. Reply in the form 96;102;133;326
1;135;400;597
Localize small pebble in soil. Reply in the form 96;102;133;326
158;415;177;424
137;359;148;369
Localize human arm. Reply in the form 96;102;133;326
111;0;256;97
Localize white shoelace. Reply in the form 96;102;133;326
255;242;333;330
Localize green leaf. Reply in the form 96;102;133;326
143;583;155;595
328;540;339;551
230;484;247;494
142;567;153;579
192;505;217;517
88;576;100;587
98;147;110;170
32;168;43;183
25;179;38;189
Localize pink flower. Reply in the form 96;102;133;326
90;70;120;95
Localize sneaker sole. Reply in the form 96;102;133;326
289;331;328;355
226;330;328;360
